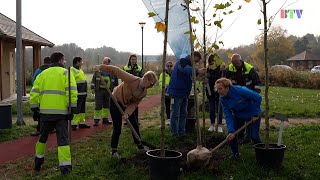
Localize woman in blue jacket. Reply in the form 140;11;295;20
215;78;262;158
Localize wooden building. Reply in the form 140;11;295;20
287;50;320;70
0;13;54;101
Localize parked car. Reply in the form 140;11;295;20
311;65;320;74
270;65;293;71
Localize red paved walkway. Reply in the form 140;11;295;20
0;94;160;164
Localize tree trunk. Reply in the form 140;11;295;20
160;0;170;157
262;0;270;149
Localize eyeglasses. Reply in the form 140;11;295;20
167;65;172;67
149;80;155;87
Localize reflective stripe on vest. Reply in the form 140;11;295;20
40;109;68;114
40;90;65;96
255;85;262;90
245;80;252;86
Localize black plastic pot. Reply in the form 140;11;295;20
254;143;286;169
146;149;182;180
0;103;12;129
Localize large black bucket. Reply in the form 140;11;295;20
254;143;286;169
0;103;12;129
146;149;182;180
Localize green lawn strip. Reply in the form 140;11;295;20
262;86;320;117
0;124;35;143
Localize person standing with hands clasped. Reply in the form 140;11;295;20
123;54;144;125
206;53;225;133
159;61;173;125
30;52;78;175
215;78;262;158
93;64;158;157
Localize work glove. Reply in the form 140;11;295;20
31;107;39;113
66;113;74;121
71;107;77;114
66;107;77;121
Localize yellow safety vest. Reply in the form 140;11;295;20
30;66;78;115
71;67;87;96
159;72;171;88
228;62;253;74
123;65;143;77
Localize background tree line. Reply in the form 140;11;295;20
25;44;167;72
216;26;320;70
25;25;320;73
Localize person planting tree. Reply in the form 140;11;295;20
215;77;262;158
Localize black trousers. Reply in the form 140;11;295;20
75;95;87;114
39;114;69;146
110;100;141;149
95;89;110;110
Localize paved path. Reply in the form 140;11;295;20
0;94;160;164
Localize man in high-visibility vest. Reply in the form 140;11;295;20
159;61;173;125
91;57;116;126
30;52;77;175
71;57;91;130
226;53;262;144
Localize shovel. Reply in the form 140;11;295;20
95;71;157;150
187;117;255;168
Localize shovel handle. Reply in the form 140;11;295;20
210;118;254;154
95;72;142;143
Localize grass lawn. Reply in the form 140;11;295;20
2;83;318;179
0;104;319;179
263;86;320;117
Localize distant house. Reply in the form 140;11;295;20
287;50;320;70
0;13;54;101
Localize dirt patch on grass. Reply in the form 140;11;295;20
127;132;228;174
266;118;320;127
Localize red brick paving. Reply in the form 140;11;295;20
0;94;160;164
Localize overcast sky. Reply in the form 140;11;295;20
0;0;318;56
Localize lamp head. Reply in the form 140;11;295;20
139;22;146;28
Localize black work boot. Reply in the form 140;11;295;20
72;125;77;131
79;124;91;128
60;165;72;175
93;119;100;126
30;131;40;136
102;118;112;124
34;157;44;171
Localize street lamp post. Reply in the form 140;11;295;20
139;22;146;70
